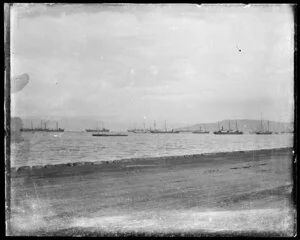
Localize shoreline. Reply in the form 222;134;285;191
9;147;295;236
11;147;293;173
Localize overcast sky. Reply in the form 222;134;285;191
11;4;294;129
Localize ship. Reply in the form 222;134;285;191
86;121;110;132
132;129;150;133
178;130;192;133
255;117;272;135
150;120;180;134
192;125;209;134
285;130;294;134
179;125;193;133
273;122;282;134
20;121;64;132
86;128;109;133
232;121;244;134
127;122;150;133
213;120;243;135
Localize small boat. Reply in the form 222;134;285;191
92;133;128;137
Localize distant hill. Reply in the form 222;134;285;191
13;117;294;133
175;119;294;133
13;117;130;132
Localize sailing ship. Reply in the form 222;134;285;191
20;121;64;132
179;125;193;133
132;129;149;133
86;128;109;132
255;117;272;135
213;120;243;135
128;122;150;133
150;120;180;134
285;130;294;134
179;129;192;133
273;122;283;134
192;125;209;134
86;122;110;132
232;121;243;134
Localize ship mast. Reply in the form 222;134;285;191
154;121;156;130
260;113;263;132
236;120;238;131
164;120;167;132
56;121;58;130
229;120;231;131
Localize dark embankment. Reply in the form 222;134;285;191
8;148;295;236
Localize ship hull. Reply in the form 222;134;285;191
213;131;243;135
255;132;273;135
86;129;109;133
127;129;149;133
150;131;180;134
20;129;64;132
92;134;128;137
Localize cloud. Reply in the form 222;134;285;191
11;4;294;125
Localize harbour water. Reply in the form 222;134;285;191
11;132;293;168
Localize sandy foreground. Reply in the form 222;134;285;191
8;148;296;236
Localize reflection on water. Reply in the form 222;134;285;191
11;132;293;167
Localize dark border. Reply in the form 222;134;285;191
292;3;298;235
3;2;298;238
4;3;11;237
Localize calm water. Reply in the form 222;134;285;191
11;132;293;167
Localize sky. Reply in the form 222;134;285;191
10;4;294;130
